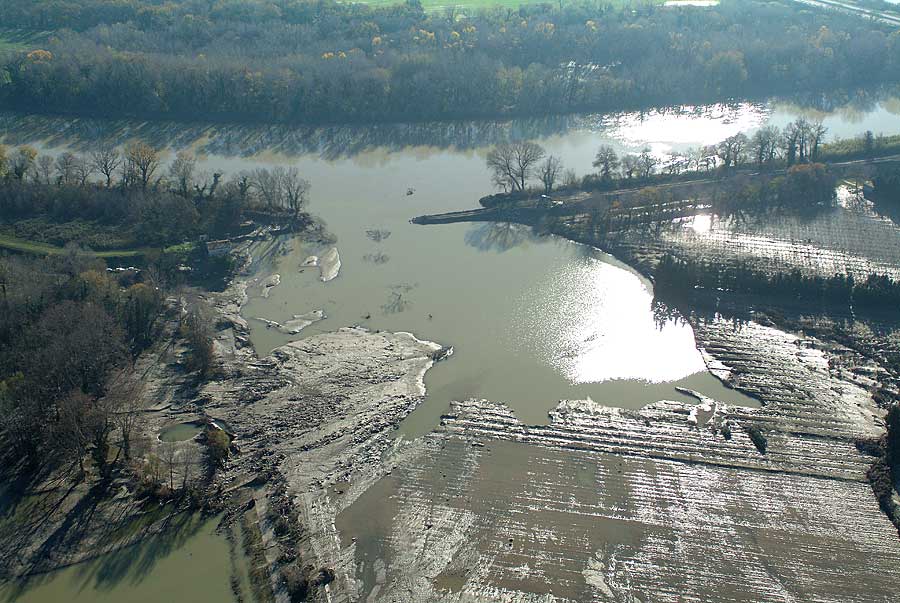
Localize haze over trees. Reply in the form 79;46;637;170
484;117;848;195
1;0;899;124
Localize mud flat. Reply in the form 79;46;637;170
334;314;900;602
198;267;451;599
319;247;341;282
252;309;326;335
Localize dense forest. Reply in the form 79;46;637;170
0;251;163;467
1;0;899;123
0;246;230;496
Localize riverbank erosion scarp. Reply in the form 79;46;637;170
332;313;899;602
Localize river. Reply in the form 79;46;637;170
2;90;899;600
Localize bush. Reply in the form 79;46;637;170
281;563;311;603
745;424;768;454
182;305;216;377
205;428;230;467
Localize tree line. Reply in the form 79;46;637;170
654;253;900;314
0;143;310;249
484;117;843;201
587;117;833;186
2;0;899;123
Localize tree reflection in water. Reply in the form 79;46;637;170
464;222;539;253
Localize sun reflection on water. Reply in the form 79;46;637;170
688;214;713;234
517;253;707;385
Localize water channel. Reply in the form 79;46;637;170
2;89;899;599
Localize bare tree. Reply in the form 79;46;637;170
593;145;620;180
11;146;37;181
809;121;828;161
621;154;639;179
637;147;658;178
796;117;811;162
105;368;145;461
72;155;95;186
750;126;781;169
664;151;686;175
160;441;178;490
716;133;748;169
486;141;546;192
56;391;92;473
35;155;54;185
248;166;309;214
181;443;201;490
782;120;801;165
193;170;221;200
562;169;579;188
90;146;121;187
168;150;197;197
443;5;458;24
280;167;311;216
538;156;563;193
250;167;282;207
55;152;78;185
87;397;116;479
124;141;160;188
182;302;216;378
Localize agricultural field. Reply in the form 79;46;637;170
0;29;50;53
342;0;667;12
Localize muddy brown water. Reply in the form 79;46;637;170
0;513;246;603
3;93;900;600
158;421;205;442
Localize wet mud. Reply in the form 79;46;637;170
326;190;900;601
334;313;899;602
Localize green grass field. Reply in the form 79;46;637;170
0;29;51;53
0;233;149;258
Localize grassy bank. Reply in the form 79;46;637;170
0;233;198;259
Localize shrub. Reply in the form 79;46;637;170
745;424;768;454
205;428;230;467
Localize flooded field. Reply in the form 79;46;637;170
3;90;900;601
631;186;900;282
